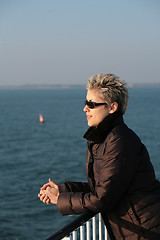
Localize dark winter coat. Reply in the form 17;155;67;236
57;112;160;239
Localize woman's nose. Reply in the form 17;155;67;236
83;104;89;112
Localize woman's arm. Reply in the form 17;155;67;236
38;180;91;204
58;182;91;193
57;130;142;215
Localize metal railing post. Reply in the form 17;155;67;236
72;230;77;240
92;216;96;240
80;225;84;240
104;225;108;240
86;220;90;240
99;213;103;240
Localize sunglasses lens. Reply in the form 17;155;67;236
85;100;94;108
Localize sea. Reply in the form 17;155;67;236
0;87;160;240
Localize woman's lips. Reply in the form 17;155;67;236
87;115;92;120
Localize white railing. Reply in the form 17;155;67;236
46;212;109;240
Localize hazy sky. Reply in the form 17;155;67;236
0;0;160;86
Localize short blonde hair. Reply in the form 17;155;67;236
87;73;129;115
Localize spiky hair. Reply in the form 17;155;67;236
87;73;129;114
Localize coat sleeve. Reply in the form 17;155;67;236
58;182;91;193
57;129;142;215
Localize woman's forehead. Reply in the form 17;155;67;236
86;89;102;101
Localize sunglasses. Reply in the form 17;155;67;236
85;99;107;109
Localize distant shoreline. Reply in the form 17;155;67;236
0;84;85;90
0;83;160;90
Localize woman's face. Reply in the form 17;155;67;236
83;89;110;127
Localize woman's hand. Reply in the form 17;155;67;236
45;186;59;204
38;178;59;205
41;178;59;191
38;189;50;204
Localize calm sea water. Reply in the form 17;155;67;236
0;88;160;240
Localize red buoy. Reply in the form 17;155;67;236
39;114;44;123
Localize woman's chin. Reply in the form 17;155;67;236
88;121;96;127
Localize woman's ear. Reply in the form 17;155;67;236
109;102;118;114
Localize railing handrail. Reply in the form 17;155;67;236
46;211;96;240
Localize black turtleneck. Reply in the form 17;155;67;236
83;111;124;144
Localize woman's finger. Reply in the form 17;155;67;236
40;193;46;202
46;198;50;204
41;183;50;190
43;194;49;203
49;178;59;189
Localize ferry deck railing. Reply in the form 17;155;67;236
46;212;109;240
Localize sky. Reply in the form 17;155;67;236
0;0;160;86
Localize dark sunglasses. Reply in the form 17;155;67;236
85;99;107;109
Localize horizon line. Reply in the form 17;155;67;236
0;82;160;89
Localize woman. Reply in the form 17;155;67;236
38;73;160;239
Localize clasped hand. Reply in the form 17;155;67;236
38;178;59;205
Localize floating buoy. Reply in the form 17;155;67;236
39;114;44;123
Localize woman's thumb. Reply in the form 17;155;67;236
49;178;58;188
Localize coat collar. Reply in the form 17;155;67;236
83;111;124;144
